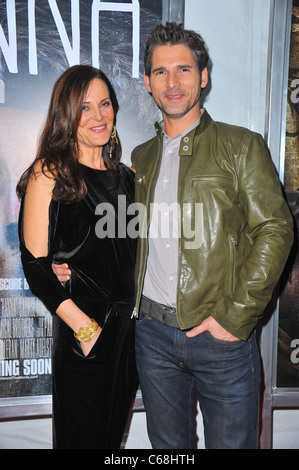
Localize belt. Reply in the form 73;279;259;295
140;296;180;329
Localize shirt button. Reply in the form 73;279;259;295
166;243;170;249
164;178;168;183
168;276;174;281
168;149;173;154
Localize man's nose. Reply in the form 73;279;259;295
166;71;180;89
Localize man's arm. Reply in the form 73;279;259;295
210;133;293;340
189;132;293;341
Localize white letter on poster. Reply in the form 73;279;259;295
91;0;140;78
28;0;37;74
48;0;80;66
0;0;18;73
0;80;4;103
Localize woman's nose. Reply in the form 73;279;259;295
92;106;103;121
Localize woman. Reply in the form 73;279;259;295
17;65;138;449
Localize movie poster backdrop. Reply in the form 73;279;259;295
277;0;299;387
0;0;162;399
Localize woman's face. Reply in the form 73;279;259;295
77;78;115;154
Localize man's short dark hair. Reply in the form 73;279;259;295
144;22;210;76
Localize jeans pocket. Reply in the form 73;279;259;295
205;330;241;345
136;311;151;325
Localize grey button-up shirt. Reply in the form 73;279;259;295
142;117;201;307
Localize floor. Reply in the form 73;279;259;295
0;409;298;449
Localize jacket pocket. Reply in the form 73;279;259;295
190;175;233;187
229;234;238;292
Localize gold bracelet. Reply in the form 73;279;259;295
74;319;99;342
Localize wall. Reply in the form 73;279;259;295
185;0;271;135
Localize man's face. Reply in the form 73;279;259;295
144;44;208;124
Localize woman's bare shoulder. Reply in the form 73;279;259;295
26;160;56;198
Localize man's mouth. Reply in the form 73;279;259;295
165;93;184;101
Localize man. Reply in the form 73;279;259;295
54;22;293;449
130;22;293;449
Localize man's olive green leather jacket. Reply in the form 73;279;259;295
131;111;293;341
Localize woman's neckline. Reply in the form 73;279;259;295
79;162;108;172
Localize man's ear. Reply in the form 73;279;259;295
200;67;208;89
144;72;152;94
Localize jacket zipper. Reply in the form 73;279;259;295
133;137;162;318
229;235;238;292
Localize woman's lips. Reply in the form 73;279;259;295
90;125;106;132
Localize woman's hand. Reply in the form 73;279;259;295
52;263;71;283
80;326;102;356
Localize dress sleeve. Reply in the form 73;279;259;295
18;197;71;315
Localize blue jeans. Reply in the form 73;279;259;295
135;311;260;449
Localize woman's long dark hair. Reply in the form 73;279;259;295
16;65;121;202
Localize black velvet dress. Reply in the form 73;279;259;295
18;163;138;449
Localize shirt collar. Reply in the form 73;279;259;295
161;109;204;141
